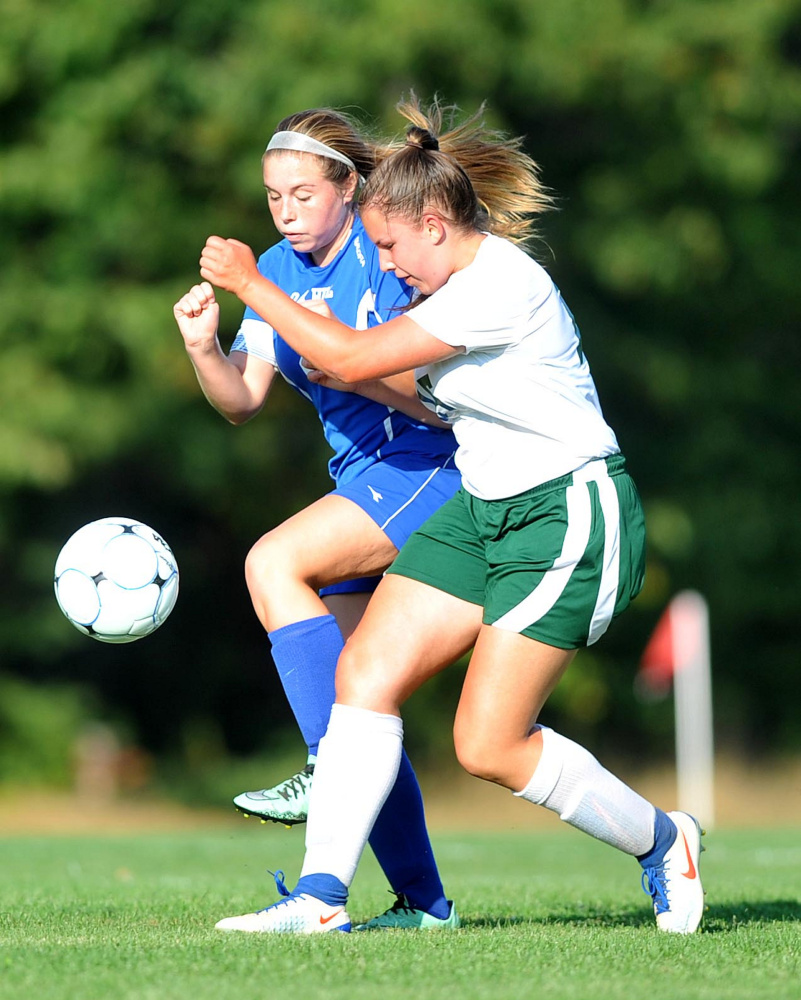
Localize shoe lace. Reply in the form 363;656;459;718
257;869;295;912
275;764;315;802
384;893;416;917
641;865;669;915
271;869;291;897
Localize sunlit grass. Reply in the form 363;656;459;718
1;826;799;1000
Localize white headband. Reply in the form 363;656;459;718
265;130;359;174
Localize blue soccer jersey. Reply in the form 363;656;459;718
230;215;457;485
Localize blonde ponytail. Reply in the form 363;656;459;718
364;94;553;246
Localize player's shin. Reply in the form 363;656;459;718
301;703;404;886
269;614;341;753
368;750;450;919
514;725;655;855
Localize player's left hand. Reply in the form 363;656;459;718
199;236;259;296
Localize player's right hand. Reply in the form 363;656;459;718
173;282;220;349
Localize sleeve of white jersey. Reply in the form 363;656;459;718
408;239;549;352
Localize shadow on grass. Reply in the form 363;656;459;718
702;900;801;932
465;907;652;930
464;900;801;932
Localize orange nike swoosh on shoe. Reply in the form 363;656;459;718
319;910;344;925
680;831;697;879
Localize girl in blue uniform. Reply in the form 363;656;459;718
173;109;460;930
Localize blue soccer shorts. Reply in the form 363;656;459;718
320;450;460;597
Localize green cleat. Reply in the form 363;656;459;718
355;894;460;931
232;757;315;826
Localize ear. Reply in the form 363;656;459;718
341;171;360;205
421;211;447;245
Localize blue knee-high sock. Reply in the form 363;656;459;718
268;615;341;754
269;614;449;918
368;750;450;919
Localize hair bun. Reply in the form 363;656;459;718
405;125;439;151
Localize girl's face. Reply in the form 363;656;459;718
360;206;454;297
263;153;357;266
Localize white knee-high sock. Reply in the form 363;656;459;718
515;726;655;856
301;703;403;886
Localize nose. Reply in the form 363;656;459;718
278;198;296;224
378;249;395;273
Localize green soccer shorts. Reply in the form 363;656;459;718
387;454;646;649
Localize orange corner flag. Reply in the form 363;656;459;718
637;602;676;700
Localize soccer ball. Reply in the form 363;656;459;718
54;516;179;643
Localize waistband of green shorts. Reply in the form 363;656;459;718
500;453;628;502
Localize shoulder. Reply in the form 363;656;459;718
257;239;294;275
468;237;555;307
478;236;546;280
347;215;374;270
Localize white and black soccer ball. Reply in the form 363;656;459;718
54;516;179;643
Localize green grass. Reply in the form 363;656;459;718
0;824;799;1000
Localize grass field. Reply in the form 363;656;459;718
1;823;799;1000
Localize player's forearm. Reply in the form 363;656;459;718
235;275;387;383
185;340;264;424
200;237;400;381
356;373;451;428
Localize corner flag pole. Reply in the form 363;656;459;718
671;591;715;829
638;590;715;829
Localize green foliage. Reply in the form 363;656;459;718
0;828;799;999
0;674;93;786
2;0;800;762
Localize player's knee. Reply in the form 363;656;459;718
244;530;303;597
244;536;273;597
453;729;509;784
335;642;398;711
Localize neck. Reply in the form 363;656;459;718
451;229;486;273
312;213;355;267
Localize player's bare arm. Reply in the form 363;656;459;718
294;299;450;427
173;280;276;425
307;368;450;429
199;236;460;383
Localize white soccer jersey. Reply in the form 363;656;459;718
409;235;620;500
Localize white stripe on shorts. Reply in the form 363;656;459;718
492;459;621;644
586;467;620;644
379;455;455;534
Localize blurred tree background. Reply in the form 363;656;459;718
2;0;800;797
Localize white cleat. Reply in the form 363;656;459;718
215;893;351;934
642;810;706;934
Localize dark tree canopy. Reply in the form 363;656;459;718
2;0;800;768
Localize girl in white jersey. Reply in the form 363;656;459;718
174;109;461;931
197;96;706;936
